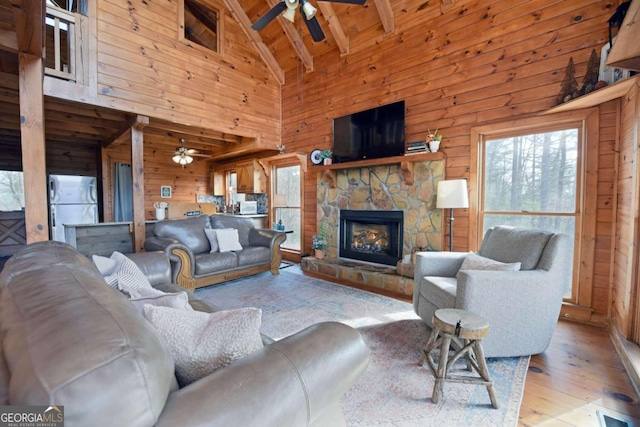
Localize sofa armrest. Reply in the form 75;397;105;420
414;251;469;280
156;322;369;427
125;252;172;287
249;228;286;248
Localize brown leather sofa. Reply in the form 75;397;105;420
144;214;286;291
0;241;370;427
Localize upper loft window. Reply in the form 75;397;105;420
182;0;222;54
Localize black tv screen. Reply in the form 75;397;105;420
332;100;405;164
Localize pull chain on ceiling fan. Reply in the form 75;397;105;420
251;0;366;42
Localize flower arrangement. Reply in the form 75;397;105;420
426;129;443;143
312;223;328;250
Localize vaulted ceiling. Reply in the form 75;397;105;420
226;0;396;81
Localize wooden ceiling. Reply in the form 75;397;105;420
229;0;395;79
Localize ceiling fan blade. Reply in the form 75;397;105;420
319;0;366;4
302;11;325;42
252;1;288;31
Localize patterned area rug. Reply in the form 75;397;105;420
196;268;529;427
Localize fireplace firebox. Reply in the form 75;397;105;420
339;210;403;266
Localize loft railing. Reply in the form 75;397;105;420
45;5;77;82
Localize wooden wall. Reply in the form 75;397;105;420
103;140;210;222
281;0;619;314
612;83;639;336
43;0;281;150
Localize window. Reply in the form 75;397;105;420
274;165;301;251
181;0;222;54
471;110;598;305
481;129;579;298
0;171;25;211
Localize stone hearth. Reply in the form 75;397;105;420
301;257;414;299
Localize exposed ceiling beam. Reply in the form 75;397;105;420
223;0;284;85
149;118;246;144
317;2;348;56
373;0;394;34
266;0;313;72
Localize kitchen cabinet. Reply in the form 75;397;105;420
236;160;266;193
211;171;225;196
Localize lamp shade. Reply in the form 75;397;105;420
436;179;469;209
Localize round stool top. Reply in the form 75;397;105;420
433;308;489;339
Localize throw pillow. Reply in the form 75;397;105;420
104;252;156;298
458;252;521;274
216;228;243;252
92;255;119;288
130;291;193;314
204;228;219;253
143;305;263;387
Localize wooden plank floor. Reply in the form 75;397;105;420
520;320;640;426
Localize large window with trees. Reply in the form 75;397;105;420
481;128;580;298
471;110;599;307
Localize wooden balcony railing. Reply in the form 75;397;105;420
45;5;77;82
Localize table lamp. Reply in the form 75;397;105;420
436;179;469;252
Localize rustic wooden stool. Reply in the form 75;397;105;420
420;308;498;408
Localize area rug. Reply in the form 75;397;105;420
195;268;529;427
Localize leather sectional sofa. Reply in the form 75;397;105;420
0;241;370;427
144;214;286;291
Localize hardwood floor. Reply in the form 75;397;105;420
520;320;640;426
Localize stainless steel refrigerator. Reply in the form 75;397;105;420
49;175;98;242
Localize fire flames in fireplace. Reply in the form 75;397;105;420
351;224;389;254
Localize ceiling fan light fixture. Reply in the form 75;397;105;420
301;0;317;20
283;7;296;22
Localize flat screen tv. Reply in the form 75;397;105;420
332;100;405;164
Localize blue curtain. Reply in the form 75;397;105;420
114;163;133;222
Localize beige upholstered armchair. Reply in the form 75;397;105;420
413;226;569;358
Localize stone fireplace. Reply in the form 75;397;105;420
315;159;444;261
340;209;403;266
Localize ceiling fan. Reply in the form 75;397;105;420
251;0;366;42
172;138;211;167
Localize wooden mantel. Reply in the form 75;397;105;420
316;152;445;187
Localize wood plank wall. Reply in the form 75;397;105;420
92;0;280;147
281;0;619;316
103;141;210;222
612;84;639;336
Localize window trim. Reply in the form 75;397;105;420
178;0;224;57
470;108;599;309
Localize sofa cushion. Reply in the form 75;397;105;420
419;276;457;310
0;242;175;427
194;252;238;275
143;305;263;387
237;246;271;266
155;215;212;254
458;253;521;274
210;215;254;247
216;228;243;252
478;226;552;270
